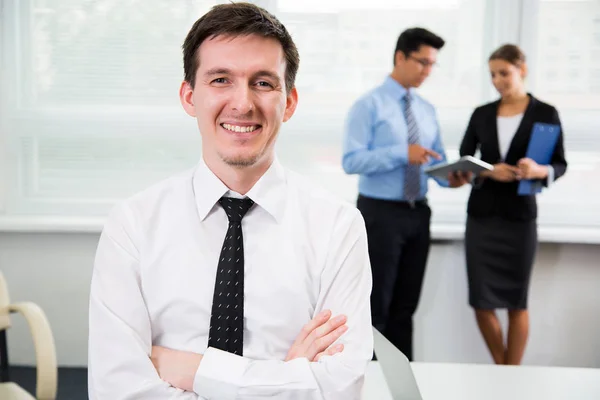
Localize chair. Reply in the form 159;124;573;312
0;271;57;400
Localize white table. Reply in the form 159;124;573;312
363;361;600;399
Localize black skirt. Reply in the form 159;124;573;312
465;216;537;310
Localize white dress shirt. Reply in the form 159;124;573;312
88;157;374;399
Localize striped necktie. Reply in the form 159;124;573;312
403;93;421;201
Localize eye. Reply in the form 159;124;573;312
211;77;228;84
256;80;274;88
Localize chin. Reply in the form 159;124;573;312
220;151;262;168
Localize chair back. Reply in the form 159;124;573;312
0;272;11;330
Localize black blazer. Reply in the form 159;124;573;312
459;94;567;221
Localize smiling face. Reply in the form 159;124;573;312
489;58;526;98
179;34;298;170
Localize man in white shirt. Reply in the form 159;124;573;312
88;3;373;399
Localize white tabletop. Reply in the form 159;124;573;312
363;361;600;400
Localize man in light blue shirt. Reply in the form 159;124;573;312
342;27;469;361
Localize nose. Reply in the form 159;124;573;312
230;84;254;115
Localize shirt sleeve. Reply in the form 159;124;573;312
429;115;450;187
342;97;408;175
88;203;200;400
193;209;373;400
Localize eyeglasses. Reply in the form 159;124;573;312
408;56;438;68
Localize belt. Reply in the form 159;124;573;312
397;199;428;209
358;195;428;209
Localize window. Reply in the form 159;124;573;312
522;0;600;235
0;0;490;216
1;0;598;242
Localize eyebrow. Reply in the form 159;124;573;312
203;67;232;78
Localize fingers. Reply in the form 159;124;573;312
409;145;439;165
518;157;534;166
503;164;520;173
314;343;344;362
293;309;331;347
286;312;348;362
307;323;348;361
447;171;470;187
424;148;442;160
312;314;347;339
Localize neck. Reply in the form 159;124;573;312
501;90;528;105
390;71;411;90
203;152;273;195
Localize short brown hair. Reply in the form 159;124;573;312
489;44;526;66
182;2;299;93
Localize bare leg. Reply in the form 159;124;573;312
475;309;505;364
506;309;529;365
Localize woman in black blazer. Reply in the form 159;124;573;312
459;44;567;365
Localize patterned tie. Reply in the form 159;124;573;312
403;93;421;201
208;196;255;356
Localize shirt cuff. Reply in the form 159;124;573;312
194;347;249;400
546;165;555;187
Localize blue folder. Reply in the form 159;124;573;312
518;122;560;195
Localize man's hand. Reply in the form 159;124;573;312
517;158;548;180
151;346;202;392
481;163;520;182
408;144;442;165
447;171;472;188
285;310;348;362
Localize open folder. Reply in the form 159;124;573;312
518;122;560;195
424;155;493;179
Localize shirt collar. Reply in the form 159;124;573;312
383;75;415;101
193;156;287;223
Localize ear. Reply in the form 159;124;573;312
520;63;528;79
394;50;406;66
283;87;298;122
179;80;196;117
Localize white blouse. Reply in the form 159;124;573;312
497;113;524;160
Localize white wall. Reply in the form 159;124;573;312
1;232;599;368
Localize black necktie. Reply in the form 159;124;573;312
208;196;254;356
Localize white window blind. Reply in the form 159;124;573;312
522;0;600;233
1;0;599;242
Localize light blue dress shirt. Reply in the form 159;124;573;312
342;76;448;201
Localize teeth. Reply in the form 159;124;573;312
222;123;258;133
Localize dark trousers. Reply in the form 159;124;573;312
357;195;431;361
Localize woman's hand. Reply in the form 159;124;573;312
517;158;549;180
480;163;520;182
